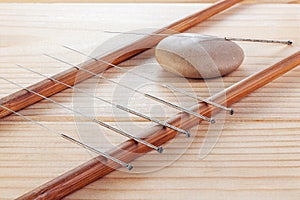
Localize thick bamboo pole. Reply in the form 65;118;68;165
17;51;300;199
0;0;241;119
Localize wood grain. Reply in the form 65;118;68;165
16;50;300;200
0;3;300;200
0;0;242;119
0;0;299;3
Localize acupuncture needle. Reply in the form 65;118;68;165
0;101;133;170
0;76;163;153
44;54;215;124
62;45;233;115
16;64;191;137
104;31;293;45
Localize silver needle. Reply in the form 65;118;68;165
0;76;163;153
44;53;215;123
16;64;191;137
0;101;133;170
104;31;293;45
62;45;233;115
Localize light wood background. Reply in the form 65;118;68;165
0;1;300;3
1;2;300;200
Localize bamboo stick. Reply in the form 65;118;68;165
0;0;242;119
17;51;300;200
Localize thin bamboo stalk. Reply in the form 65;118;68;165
0;0;241;118
17;51;300;200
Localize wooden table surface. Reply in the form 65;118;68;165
1;1;299;3
1;2;300;200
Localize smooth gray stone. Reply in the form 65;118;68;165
155;33;244;79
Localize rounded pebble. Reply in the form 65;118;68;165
155;33;244;79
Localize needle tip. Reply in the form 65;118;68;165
210;118;216;124
230;109;234;115
127;164;133;170
157;147;164;153
186;132;191;138
288;41;293;45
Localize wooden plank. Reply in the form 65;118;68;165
0;3;300;200
0;0;299;3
